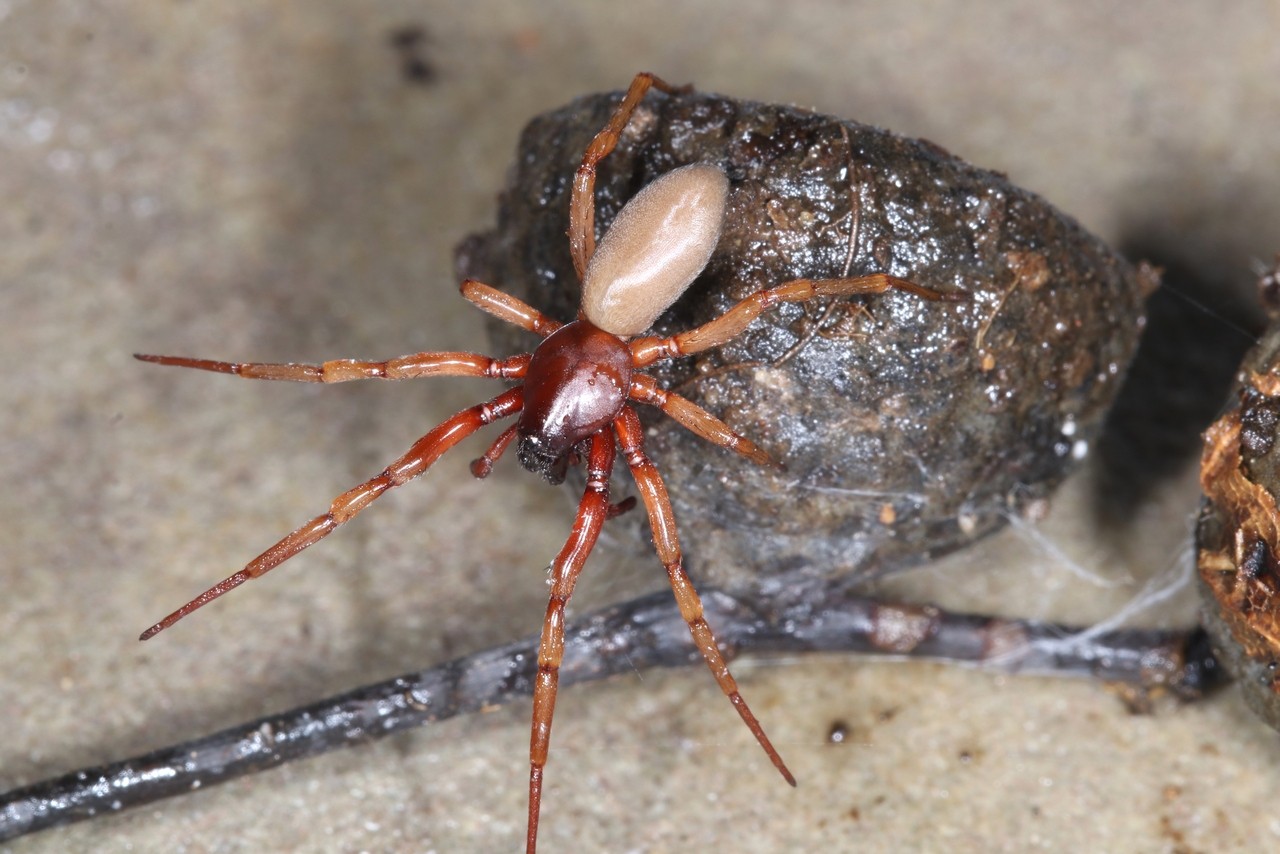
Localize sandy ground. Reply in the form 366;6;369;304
3;2;1280;852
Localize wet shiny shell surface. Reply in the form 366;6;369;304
458;90;1148;599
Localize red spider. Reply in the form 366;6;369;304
137;73;955;852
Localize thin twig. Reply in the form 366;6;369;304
0;588;1223;842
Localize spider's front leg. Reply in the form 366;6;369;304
526;430;616;854
613;406;796;786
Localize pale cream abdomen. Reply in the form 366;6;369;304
581;163;729;338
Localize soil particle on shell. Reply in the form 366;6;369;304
458;88;1149;600
1198;272;1280;731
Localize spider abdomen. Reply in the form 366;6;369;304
581;162;728;338
517;319;633;482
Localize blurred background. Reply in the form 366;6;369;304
3;3;1278;851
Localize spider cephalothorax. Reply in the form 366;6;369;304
515;320;633;483
136;73;956;853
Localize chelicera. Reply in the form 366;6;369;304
137;73;956;852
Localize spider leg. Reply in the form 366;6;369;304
460;279;562;338
630;272;962;365
138;387;524;640
628;374;777;468
136;281;557;382
614;406;795;786
568;72;688;281
526;430;616;854
134;351;530;384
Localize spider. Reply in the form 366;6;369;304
136;72;957;852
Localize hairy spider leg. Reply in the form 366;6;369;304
133;351;531;383
629;272;962;366
133;279;559;383
568;72;689;281
138;387;525;640
460;278;563;338
526;430;616;854
627;373;777;468
614;406;796;786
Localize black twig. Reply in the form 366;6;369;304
0;588;1223;842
